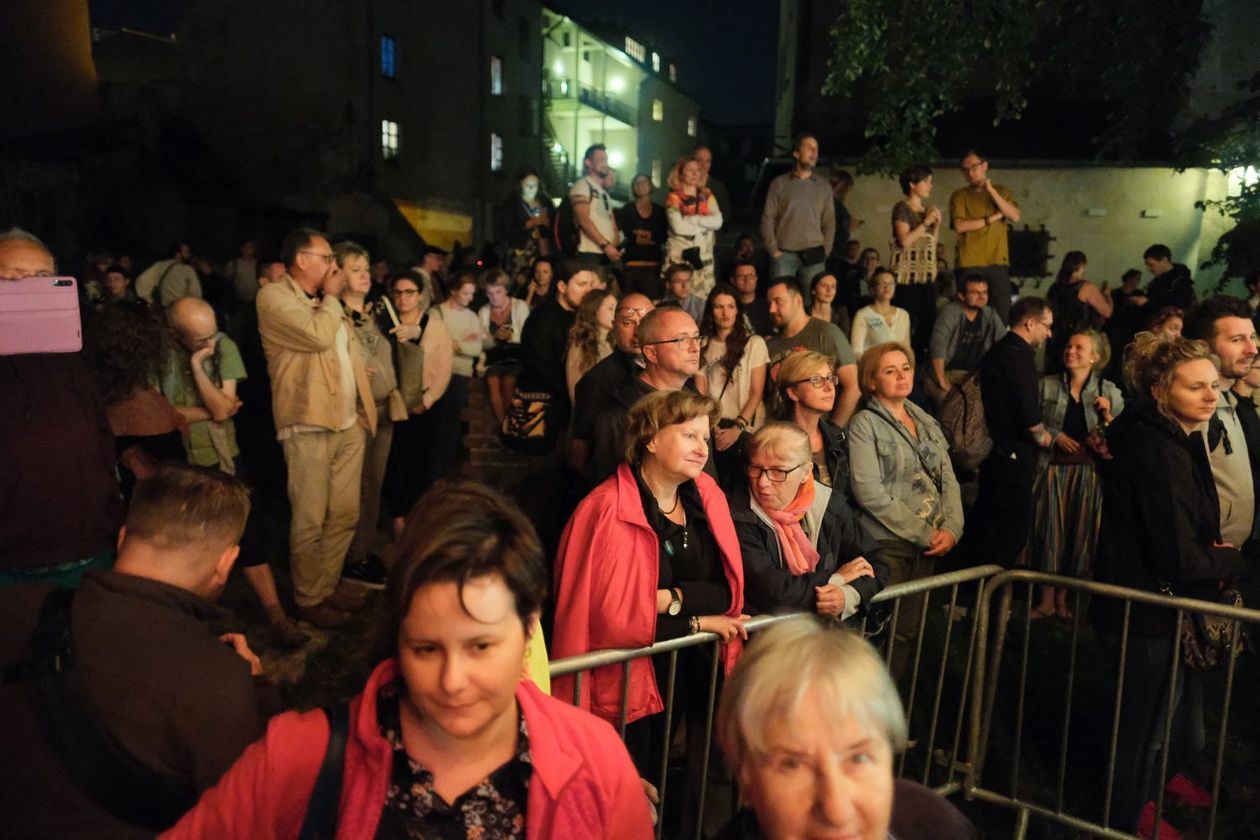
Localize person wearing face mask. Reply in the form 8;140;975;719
713;618;977;840
616;174;668;300
162;482;654;839
502;168;553;293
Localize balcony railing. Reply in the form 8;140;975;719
544;79;637;127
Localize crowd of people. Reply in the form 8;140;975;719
1;135;1258;839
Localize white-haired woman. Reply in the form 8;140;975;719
728;422;887;618
714;617;977;840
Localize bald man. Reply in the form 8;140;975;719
0;228;122;588
161;298;307;649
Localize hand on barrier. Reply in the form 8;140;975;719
815;584;846;616
698;614;750;642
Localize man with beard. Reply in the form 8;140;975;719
760;133;835;295
571;143;622;268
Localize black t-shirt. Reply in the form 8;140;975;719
980;332;1041;456
948;313;986;371
617;202;668;264
633;466;731;641
572;350;640;443
1062;393;1088;442
516;297;576;412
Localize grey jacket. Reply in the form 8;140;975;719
848;397;964;547
929;301;1006;365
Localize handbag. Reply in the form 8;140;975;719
681;246;704;270
799;245;826;266
394;317;427;410
1161;583;1245;670
499;388;557;455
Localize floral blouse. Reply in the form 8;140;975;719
375;679;531;839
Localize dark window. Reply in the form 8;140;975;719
492;0;505;20
519;95;539;137
381;35;396;78
518;17;531;58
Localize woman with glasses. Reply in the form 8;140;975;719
775;350;851;494
728;422;886;616
698;283;769;482
382;271;453;538
850;267;912;355
553;389;746;792
847;343;961;666
664;155;723;300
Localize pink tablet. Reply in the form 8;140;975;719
0;276;83;355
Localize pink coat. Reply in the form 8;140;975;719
160;659;653;839
551;463;745;725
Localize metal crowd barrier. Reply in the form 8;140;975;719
548;564;1004;840
965;569;1260;840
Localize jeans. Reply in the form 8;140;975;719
771;251;826;301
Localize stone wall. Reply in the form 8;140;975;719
461;377;532;491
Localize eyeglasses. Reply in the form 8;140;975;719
644;333;701;348
392;288;420;297
1036;319;1054;332
790;374;839;388
746;463;805;483
300;250;336;264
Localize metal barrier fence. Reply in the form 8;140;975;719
965;569;1260;840
548;564;1004;840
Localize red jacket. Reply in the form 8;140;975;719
160;659;653;840
552;463;745;724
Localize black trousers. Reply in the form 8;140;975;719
954;447;1036;569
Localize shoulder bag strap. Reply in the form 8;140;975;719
298;702;351;840
865;405;943;493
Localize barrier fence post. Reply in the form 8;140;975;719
1206;622;1241;840
692;639;722;840
655;650;679;840
1102;599;1131;830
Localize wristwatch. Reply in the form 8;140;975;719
667;588;683;617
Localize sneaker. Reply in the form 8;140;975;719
342;555;387;590
268;618;311;651
295;602;351;629
1137;801;1183;840
326;582;368;612
1165;773;1213;809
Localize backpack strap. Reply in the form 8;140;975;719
298;702;351;840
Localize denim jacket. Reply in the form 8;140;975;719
847;397;963;547
1035;372;1125;482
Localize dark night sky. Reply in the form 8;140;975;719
89;0;777;128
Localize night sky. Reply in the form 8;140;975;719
89;0;777;128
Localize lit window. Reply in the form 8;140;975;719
687;116;697;137
652;99;663;121
381;36;396;78
490;133;504;172
669;63;677;83
651;159;661;186
624;36;646;62
490;56;503;95
651;52;660;72
381;120;399;160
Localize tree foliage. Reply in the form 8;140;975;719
823;0;1212;173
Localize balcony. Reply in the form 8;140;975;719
544;79;637;128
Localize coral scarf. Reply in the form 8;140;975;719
764;475;820;575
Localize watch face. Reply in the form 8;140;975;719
668;601;682;616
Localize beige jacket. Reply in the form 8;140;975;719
257;276;377;435
417;311;454;410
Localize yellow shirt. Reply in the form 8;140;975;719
949;184;1017;268
523;617;551;695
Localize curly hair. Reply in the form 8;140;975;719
88;300;170;406
1124;332;1217;415
567;288;614;374
699;284;752;385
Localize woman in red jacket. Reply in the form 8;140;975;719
162;482;652;840
552;389;747;791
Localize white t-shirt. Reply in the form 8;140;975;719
570;175;615;254
703;334;770;428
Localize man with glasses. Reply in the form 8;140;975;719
584;307;709;486
571;143;622;267
570;293;655;475
765;277;860;427
949;148;1021;324
256;227;376;629
952;297;1054;571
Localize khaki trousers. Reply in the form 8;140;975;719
349;413;393;564
281;425;366;607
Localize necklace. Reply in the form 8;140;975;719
659;494;679;515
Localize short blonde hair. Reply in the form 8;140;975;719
1069;328;1110;372
746;422;810;468
716;616;907;773
857;342;916;396
775;350;835;412
481;268;512;291
623;390;721;465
